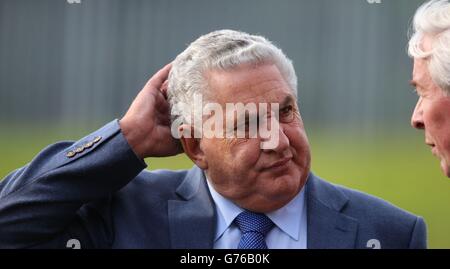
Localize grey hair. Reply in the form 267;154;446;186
408;0;450;92
168;29;298;125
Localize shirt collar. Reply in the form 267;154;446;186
206;179;243;241
206;175;306;241
266;186;305;241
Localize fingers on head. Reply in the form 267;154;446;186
148;64;172;88
161;80;169;98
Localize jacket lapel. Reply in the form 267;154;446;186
168;166;216;249
306;173;359;249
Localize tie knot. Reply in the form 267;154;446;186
234;210;274;236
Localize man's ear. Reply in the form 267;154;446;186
179;124;208;169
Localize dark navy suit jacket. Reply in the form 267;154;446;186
0;120;427;248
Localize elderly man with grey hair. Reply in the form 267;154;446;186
0;30;426;249
409;0;450;178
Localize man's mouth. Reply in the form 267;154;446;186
426;141;439;156
425;140;435;147
264;156;292;171
424;140;438;156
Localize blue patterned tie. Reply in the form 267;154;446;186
234;210;274;249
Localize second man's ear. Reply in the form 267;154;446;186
179;124;208;170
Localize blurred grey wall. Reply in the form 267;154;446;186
0;0;425;131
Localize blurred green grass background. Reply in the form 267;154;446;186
1;125;449;248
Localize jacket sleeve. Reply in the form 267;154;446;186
0;120;147;248
408;216;427;249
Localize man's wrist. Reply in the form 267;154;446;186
118;119;146;159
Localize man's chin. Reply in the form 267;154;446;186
440;159;450;178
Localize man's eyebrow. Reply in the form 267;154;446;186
409;80;417;87
281;95;296;107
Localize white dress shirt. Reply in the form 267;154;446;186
206;177;307;249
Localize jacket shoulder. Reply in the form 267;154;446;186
333;182;419;224
310;174;423;233
310;175;426;248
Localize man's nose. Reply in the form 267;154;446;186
411;98;425;129
262;123;290;153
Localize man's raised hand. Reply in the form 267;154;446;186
120;64;183;159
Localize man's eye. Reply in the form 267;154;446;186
280;105;295;121
280;105;293;115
